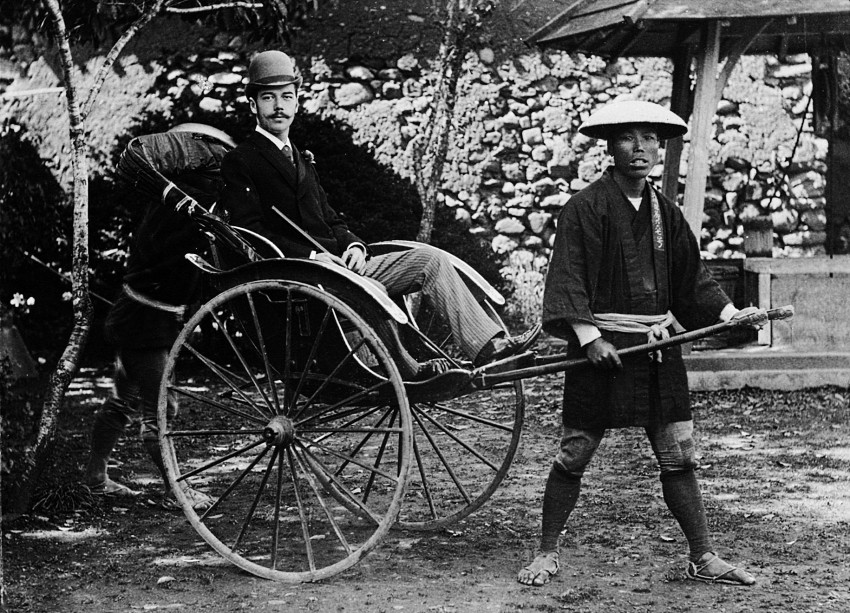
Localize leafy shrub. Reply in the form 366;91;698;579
500;250;547;329
0;359;43;509
0;122;73;356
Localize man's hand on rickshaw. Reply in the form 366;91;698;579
730;306;769;329
314;246;367;274
313;251;347;267
341;244;367;274
586;337;622;370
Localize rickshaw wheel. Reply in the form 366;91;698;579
398;299;525;531
158;279;412;582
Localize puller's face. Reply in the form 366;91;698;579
608;124;660;180
250;84;298;138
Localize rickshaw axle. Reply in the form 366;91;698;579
263;415;296;448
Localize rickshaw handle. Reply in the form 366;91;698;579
474;305;794;387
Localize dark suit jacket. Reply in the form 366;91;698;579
220;131;363;258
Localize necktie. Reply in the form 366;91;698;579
282;144;293;164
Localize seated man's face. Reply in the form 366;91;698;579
608;124;659;180
250;84;299;138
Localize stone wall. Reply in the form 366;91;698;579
294;51;827;263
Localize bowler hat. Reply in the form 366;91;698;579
579;100;688;141
245;50;302;96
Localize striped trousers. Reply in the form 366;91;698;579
364;247;502;360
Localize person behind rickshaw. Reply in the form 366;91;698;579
218;50;541;379
82;125;233;509
518;100;765;587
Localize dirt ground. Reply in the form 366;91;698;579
3;370;850;613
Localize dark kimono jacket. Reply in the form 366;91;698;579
220;131;363;258
106;131;227;349
542;169;730;429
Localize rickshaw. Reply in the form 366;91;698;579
125;127;791;583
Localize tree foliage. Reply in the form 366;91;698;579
0;122;67;290
0;0;322;52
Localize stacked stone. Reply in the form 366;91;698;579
295;50;662;270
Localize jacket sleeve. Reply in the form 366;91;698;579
667;203;732;330
303;162;365;253
542;196;600;344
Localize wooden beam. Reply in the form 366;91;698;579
683;19;721;239
715;18;773;106
648;0;850;20
527;0;597;43
609;20;648;58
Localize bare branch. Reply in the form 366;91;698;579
0;87;65;100
82;0;168;117
43;0;81;131
166;2;263;13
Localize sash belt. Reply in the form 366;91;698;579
594;311;676;362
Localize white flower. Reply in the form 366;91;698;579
10;293;25;308
26;296;35;306
62;292;73;302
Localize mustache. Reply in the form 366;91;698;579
268;113;292;119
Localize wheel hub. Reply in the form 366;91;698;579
263;415;296;447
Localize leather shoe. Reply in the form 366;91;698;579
410;357;456;381
473;324;541;367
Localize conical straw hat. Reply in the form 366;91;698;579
579;100;688;140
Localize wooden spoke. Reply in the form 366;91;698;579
245;290;282;415
179;345;269;421
414;404;499;472
296;435;401;484
288;305;332;413
175;437;266;482
209;308;276;417
169;385;267;426
411;406;471;504
397;297;525;531
418;400;515;432
199;444;271;522
290;447;353;553
233;446;279;552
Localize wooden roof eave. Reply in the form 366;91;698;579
528;6;850;57
527;0;651;47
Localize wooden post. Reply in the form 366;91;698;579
662;45;694;202
825;52;850;255
683;20;721;240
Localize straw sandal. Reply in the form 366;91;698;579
518;551;560;586
686;552;756;586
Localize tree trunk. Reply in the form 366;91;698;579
7;0;93;516
413;0;476;244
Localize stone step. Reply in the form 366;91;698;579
685;351;850;391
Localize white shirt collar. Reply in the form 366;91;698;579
255;125;291;151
